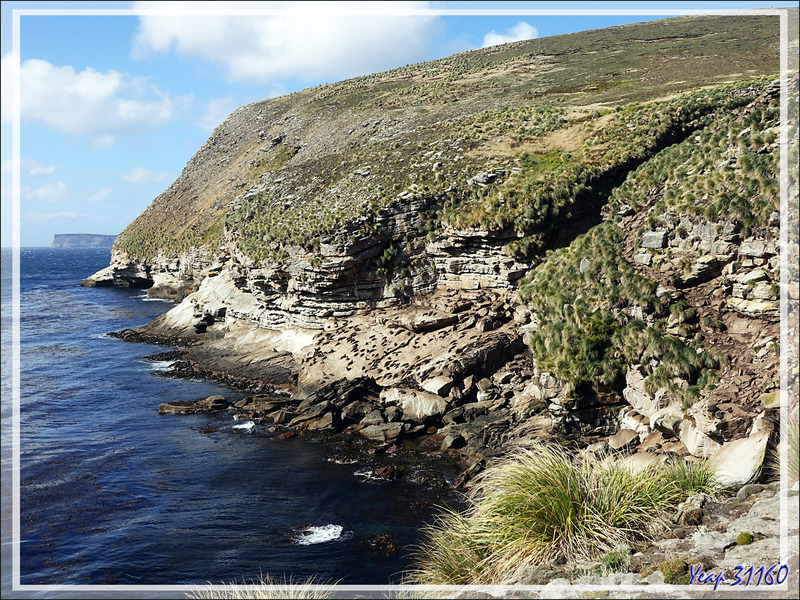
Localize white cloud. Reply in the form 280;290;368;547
195;96;238;131
482;21;538;48
1;158;58;176
120;166;171;184
1;52;173;141
87;187;114;203
131;1;438;83
92;135;116;149
23;181;71;203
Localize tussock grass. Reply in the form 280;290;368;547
768;406;800;483
407;444;718;585
186;575;335;600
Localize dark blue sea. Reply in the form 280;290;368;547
1;247;460;592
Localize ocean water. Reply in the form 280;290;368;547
1;248;460;588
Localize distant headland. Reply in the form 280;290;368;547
50;234;117;248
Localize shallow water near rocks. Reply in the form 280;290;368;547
1;248;462;586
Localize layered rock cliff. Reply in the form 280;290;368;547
83;14;797;482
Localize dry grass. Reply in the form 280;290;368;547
407;443;719;585
186;575;336;600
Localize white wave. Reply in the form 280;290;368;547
140;296;173;303
294;524;343;546
327;457;358;465
233;421;255;430
353;468;382;481
146;360;175;372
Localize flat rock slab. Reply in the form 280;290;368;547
158;395;229;414
608;428;639;450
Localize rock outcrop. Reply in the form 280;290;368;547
81;17;794;490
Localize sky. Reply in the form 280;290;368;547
1;1;795;248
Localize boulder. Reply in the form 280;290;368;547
619;407;651;437
420;375;454;397
678;418;721;458
303;411;338;431
289;402;331;428
620;452;665;473
359;422;403;442
739;240;768;258
684;255;721;284
709;430;770;487
608;428;639;450
341;400;376;423
381;388;447;422
360;409;386;427
196;395;229;410
642;230;668;249
623;365;660;418
650;406;683;434
441;433;466;450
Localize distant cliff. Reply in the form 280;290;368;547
51;234;117;248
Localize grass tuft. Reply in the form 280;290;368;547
186;574;335;600
407;444;718;585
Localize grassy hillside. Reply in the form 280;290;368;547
113;14;779;263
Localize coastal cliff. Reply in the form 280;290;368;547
51;233;116;248
83;14;797;486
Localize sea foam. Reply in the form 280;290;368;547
294;524;344;545
233;421;255;430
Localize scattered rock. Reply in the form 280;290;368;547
365;533;401;555
608;428;639;450
641;230;667;249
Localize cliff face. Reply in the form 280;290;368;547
85;14;797;478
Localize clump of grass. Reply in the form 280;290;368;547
407;444;718;585
186;575;335;600
767;406;799;483
599;546;631;573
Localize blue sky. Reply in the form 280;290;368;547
1;1;794;247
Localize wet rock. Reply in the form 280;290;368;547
157;395;229;414
289;401;332;428
266;409;294;424
373;465;401;480
303;411;338;431
360;422;403;442
366;533;401;555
